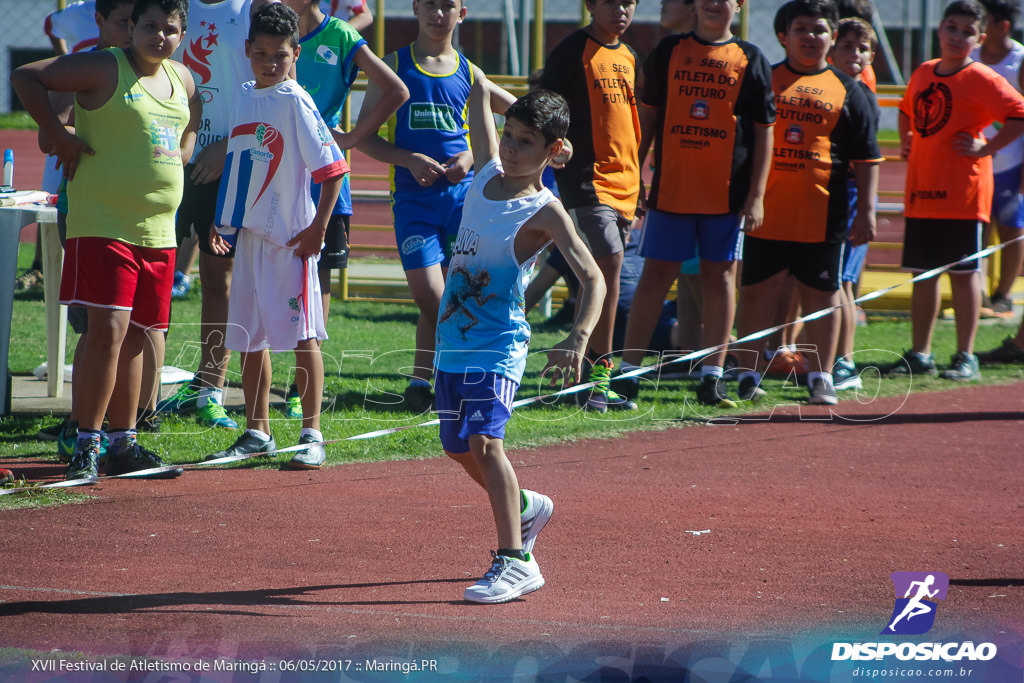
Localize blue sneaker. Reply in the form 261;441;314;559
156;382;199;414
171;271;191;298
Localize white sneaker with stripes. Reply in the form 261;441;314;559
463;552;545;604
520;489;554;554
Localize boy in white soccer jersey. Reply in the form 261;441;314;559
435;79;605;603
203;3;348;468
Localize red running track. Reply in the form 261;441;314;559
0;382;1021;680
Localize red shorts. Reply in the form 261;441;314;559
60;237;174;330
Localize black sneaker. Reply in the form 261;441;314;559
609;374;640;401
695;375;737;408
737;375;766;402
136;408;162;433
977;336;1024;365
887;350;938;377
939;351;981;381
403;383;435;414
106;434;183;478
990;292;1013;314
65;439;100;481
807;377;838;405
203;431;277;463
37;419;67;441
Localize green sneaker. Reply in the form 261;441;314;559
584;362;638;413
283;385;303;419
156;382;199;414
57;424;107;464
196;401;238;430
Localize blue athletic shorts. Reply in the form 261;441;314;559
992;166;1024;229
393;182;469;270
435;369;518;454
841;242;868;283
639;209;743;263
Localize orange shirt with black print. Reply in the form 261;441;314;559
540;29;641;221
759;63;882;244
900;59;1024;221
641;33;775;216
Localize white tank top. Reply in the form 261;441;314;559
435;158;558;383
973;41;1024;173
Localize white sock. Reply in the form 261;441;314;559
808;372;834;388
300;428;323;443
701;365;723;379
246;428;271;442
198;387;224;407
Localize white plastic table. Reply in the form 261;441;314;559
0;202;63;414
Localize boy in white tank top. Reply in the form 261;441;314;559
435;79;606;603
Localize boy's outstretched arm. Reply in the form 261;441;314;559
536;205;606;387
850;160;879;246
335;45;409;151
466;77;500;174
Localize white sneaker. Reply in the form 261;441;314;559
463;552;545;604
520;489;554;554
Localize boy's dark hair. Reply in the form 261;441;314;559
249;2;300;47
774;0;840;35
980;0;1020;25
504;90;569;146
943;0;987;24
837;0;874;21
527;68;544;91
97;0;134;19
131;0;188;31
836;16;878;51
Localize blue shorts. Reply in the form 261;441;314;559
841;242;868;283
393;182;469;270
992;166;1024;229
639;209;743;263
435;369;518;454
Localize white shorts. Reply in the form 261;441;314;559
225;230;327;353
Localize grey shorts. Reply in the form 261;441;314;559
570;204;631;258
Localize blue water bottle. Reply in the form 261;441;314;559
2;149;13;189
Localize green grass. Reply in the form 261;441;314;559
4;244;1024;510
0;112;37;130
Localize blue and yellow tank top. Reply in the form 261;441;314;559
389;44;473;195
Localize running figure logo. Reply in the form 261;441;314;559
882;571;949;635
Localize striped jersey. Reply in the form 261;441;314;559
216;80;349;248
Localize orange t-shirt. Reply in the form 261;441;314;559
641;33;775;215
541;29;641;220
901;59;1024;221
759;63;882;244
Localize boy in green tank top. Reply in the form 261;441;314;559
13;0;201;482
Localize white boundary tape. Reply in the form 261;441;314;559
4;236;1021;496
